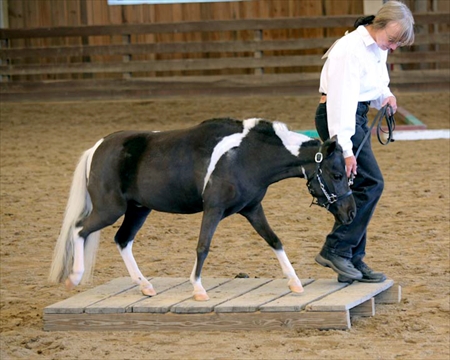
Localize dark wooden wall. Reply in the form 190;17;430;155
1;0;448;101
7;0;363;28
6;0;447;30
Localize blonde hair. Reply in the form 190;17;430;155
373;0;415;46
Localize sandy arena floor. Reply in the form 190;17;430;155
0;92;449;359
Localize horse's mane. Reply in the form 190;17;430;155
200;118;274;129
200;118;321;147
301;138;321;147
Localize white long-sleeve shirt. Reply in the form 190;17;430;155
319;25;394;158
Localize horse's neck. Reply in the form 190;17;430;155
250;141;318;186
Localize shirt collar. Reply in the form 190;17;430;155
356;25;376;47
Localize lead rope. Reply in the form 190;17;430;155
349;104;396;185
355;104;396;159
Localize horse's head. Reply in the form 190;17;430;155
306;136;356;225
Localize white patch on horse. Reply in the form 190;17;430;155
273;121;311;156
202;118;261;194
86;138;104;183
301;167;308;179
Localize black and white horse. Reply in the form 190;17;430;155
49;118;355;301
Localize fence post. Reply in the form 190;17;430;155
0;0;9;82
122;34;132;79
254;29;263;75
0;37;10;83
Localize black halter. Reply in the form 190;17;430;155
306;146;353;210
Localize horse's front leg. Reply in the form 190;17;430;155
240;203;304;294
190;208;223;301
115;205;155;296
118;241;155;296
272;248;304;293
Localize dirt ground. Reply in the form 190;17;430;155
1;91;449;360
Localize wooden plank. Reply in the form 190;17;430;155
0;16;358;39
0;54;325;76
0;72;321;91
4;29;443;60
2;13;447;40
0;83;320;103
215;278;314;313
85;277;188;314
388;51;450;64
5;85;317;101
306;280;394;312
132;278;231;314
390;69;450;83
43;309;351;331
260;279;348;312
375;284;402;304
3;50;449;77
170;278;272;314
0;37;340;59
350;298;375;317
7;12;446;40
44;277;137;314
1;70;447;103
3;68;448;93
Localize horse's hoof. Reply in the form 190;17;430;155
141;285;156;297
288;280;304;293
65;278;75;291
193;292;210;301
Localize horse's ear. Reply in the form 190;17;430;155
324;136;338;156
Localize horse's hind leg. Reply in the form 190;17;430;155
190;207;223;301
65;228;86;289
240;203;304;293
114;204;155;296
68;207;125;289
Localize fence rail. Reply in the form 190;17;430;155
1;13;449;102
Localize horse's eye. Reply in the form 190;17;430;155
333;174;343;181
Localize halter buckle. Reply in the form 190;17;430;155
328;194;338;204
315;152;323;163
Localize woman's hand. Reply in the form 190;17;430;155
382;96;397;114
345;155;357;179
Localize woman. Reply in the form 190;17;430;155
314;1;415;283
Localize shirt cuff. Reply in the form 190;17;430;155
343;148;354;158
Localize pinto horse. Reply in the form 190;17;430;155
49;118;355;301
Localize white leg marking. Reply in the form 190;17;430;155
118;241;155;296
273;248;304;293
66;227;85;289
190;259;209;301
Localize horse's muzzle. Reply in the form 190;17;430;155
332;196;356;225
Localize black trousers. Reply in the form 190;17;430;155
314;101;384;262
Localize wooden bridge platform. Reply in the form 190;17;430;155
44;277;401;331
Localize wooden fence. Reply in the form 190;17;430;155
0;12;449;102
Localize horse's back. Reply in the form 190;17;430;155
88;120;246;213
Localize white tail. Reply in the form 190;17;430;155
48;139;103;285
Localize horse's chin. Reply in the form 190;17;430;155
333;213;354;226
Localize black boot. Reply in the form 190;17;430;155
315;253;363;280
338;261;386;283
